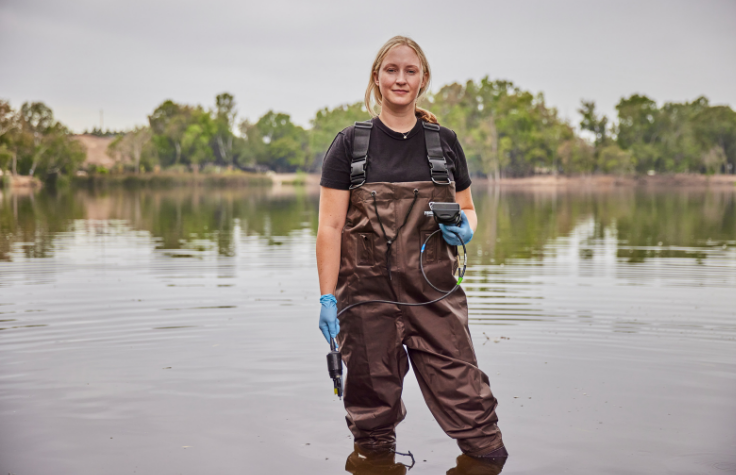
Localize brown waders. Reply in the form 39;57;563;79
335;178;504;457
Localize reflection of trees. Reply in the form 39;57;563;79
0;187;320;261
80;187;320;256
0;189;87;261
2;187;733;263
471;187;735;265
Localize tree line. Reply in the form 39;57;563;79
2;79;735;180
0;101;86;178
426;79;735;177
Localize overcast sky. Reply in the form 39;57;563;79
1;0;734;133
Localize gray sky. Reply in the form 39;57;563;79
1;0;735;133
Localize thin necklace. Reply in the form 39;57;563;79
379;114;415;139
401;118;417;139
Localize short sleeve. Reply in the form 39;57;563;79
319;132;351;190
450;131;472;192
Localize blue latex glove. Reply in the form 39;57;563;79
319;294;339;345
439;210;474;246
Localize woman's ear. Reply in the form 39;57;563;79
373;70;379;86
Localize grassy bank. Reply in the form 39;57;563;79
1;175;44;189
70;171;273;189
7;171;735;192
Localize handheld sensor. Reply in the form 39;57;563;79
327;338;343;399
424;202;462;226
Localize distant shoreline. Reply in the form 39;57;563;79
471;173;736;188
287;172;736;189
2;172;735;190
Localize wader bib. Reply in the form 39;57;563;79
335;121;504;457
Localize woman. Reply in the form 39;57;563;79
316;36;507;461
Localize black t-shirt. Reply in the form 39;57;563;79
320;117;472;192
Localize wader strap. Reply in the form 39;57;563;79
350;120;373;189
422;122;451;185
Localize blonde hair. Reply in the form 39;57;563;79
364;36;438;124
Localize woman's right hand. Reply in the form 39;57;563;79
319;294;340;345
316;186;349;342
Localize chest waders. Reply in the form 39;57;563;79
335;121;505;457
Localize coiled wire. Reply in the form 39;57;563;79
336;230;467;318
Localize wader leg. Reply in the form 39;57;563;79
339;308;409;452
403;305;504;457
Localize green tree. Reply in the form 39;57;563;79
42;123;86;176
428;78;575;177
19;102;54;176
240;111;308;172
3;102;85;178
656;98;708;172
616;95;659;149
181;110;216;168
109;126;153;173
148;100;195;166
615;94;662;172
557;137;595;174
0;100;18;173
237;119;268;168
598;144;633;175
309;102;369;170
692;105;736;174
213;93;236;166
148;96;246;170
700;146;726;175
578;100;610;148
465;115;501;180
615;94;736;174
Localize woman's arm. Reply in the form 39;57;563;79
455;186;477;232
316;186;350;295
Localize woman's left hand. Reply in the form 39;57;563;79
439;210;474;246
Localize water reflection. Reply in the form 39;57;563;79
343;447;506;475
1;186;733;265
446;455;506;475
345;446;410;475
1;185;734;474
471;187;734;265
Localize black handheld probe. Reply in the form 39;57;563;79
326;338;343;399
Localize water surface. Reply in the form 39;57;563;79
1;185;734;474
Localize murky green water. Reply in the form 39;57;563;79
1;185;735;474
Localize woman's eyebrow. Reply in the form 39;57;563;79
383;62;420;69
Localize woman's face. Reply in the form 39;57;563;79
374;45;425;110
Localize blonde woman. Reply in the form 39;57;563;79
317;36;507;462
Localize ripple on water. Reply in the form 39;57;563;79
1;188;735;473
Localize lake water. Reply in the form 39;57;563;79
1;185;735;474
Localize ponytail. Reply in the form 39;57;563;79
415;106;438;124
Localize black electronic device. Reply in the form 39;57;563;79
327;338;343;399
424;202;462;226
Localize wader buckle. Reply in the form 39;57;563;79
428;157;451;185
349;157;367;189
422;122;452;185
